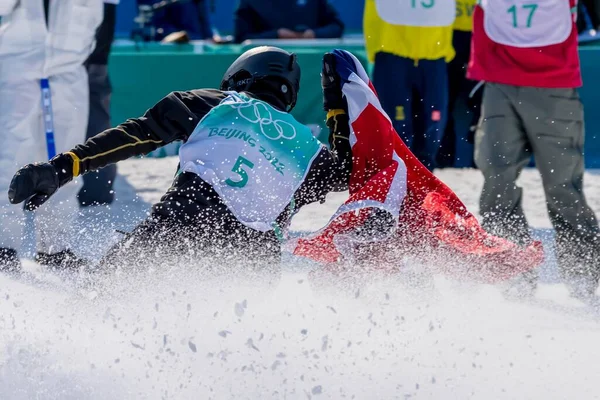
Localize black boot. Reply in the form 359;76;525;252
35;249;88;272
0;248;22;274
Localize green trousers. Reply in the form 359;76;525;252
475;82;600;282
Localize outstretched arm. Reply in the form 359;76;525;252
8;90;220;210
290;53;352;211
326;110;352;190
291;110;351;211
70;91;201;175
319;51;352;193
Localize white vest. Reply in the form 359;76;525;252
375;0;456;27
0;0;103;80
179;93;323;232
481;0;572;48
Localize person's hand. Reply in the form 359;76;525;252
8;153;74;211
321;52;346;111
210;33;234;44
277;28;302;39
302;29;316;39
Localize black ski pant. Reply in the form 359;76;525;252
98;210;281;271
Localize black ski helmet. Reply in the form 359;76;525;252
220;46;301;111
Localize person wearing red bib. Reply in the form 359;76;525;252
468;0;600;302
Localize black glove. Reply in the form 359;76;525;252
321;52;347;111
8;153;75;211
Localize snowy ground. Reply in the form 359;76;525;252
2;157;600;400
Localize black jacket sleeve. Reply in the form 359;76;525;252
69;90;224;175
86;3;116;66
313;0;344;39
291;111;352;211
233;0;279;43
581;0;600;29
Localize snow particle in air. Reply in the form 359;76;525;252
188;341;197;353
131;341;145;350
246;338;259;351
234;300;247;317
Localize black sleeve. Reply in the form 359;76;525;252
233;0;278;43
313;0;344;39
196;0;214;39
582;0;600;28
70;90;222;175
292;112;352;210
86;2;116;65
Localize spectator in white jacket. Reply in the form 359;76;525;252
0;0;103;272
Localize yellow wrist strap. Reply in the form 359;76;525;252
326;109;346;120
64;152;81;177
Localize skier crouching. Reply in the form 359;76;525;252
7;47;352;271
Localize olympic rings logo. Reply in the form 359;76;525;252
230;101;297;141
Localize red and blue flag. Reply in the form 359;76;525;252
290;50;543;283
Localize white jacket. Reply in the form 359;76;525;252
0;1;102;253
0;0;103;80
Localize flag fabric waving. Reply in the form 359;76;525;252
289;49;543;284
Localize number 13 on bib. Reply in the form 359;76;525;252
481;0;573;48
375;0;456;26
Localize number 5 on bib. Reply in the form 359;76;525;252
225;156;254;188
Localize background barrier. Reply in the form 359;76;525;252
109;41;600;167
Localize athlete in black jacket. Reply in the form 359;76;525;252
7;47;351;271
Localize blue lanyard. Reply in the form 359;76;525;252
40;78;56;159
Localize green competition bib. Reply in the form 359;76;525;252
179;92;323;232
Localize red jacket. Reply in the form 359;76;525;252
467;0;581;88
